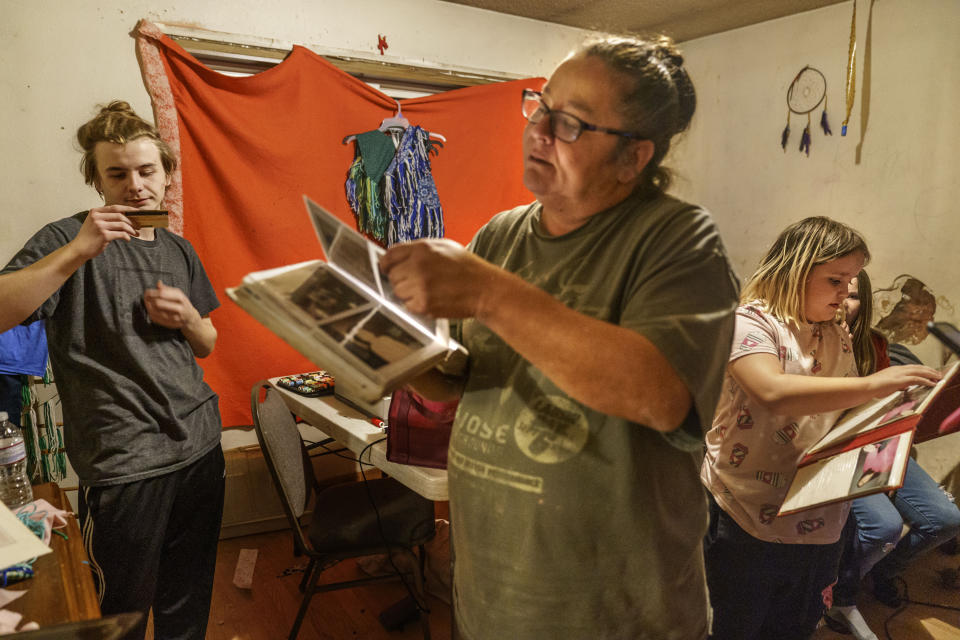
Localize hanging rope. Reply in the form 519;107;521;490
40;401;66;483
19;369;67;484
841;0;857;135
20;379;39;483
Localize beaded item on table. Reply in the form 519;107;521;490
276;371;335;397
2;502;70;586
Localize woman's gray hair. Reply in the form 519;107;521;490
576;35;696;197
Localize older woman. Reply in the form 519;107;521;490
382;36;739;639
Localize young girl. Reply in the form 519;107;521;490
845;270;891;375
824;271;960;640
700;218;941;640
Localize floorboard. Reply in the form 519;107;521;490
812;543;960;640
203;530;451;640
140;528;959;639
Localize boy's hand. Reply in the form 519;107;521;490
143;280;201;330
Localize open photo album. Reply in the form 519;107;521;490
778;361;960;516
226;196;467;403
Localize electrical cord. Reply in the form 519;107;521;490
879;576;960;639
270;407;432;620
306;439;359;463
356;436;431;616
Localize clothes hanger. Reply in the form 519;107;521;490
341;99;447;144
344;128;446;145
381;101;446;141
378;99;409;132
342;100;408;144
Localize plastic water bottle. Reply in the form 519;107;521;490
0;411;33;510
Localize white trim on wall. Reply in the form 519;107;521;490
157;22;523;95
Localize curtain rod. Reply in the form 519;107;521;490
161;28;522;90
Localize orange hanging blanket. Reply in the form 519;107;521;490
135;21;541;426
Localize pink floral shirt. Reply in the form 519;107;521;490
701;303;858;544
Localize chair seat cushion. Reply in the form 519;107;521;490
308;477;436;554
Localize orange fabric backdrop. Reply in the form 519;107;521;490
137;29;543;426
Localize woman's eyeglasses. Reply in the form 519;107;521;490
520;89;644;143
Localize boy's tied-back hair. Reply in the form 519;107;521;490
77;100;177;186
741;216;870;325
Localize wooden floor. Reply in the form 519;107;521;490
812;543;960;640
144;529;958;640
204;529;451;640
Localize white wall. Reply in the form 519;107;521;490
3;1;958;480
0;0;590;497
673;0;960;480
0;0;591;259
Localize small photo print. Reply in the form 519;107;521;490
878;384;936;426
290;267;368;321
850;436;900;494
878;399;918;426
318;309;427;370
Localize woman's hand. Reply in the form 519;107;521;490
380;239;504;319
863;364;942;398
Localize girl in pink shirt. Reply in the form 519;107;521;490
700;217;940;640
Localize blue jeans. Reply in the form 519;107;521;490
834;457;960;605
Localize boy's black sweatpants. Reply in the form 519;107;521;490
79;446;225;640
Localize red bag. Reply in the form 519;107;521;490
386;388;459;469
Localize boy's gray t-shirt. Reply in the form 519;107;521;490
2;212;222;486
449;193;740;640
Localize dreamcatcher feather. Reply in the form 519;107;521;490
781;65;831;156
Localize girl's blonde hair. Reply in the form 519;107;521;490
849;269;878;376
741;216;870;324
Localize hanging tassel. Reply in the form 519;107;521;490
799;124;811;156
781;110;791;151
56;426;66;480
841;0;857;135
820;109;832;135
345;158;387;246
383;127;443;246
38;422;50;483
820;96;832;135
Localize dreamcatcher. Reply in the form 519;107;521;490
781;65;832;156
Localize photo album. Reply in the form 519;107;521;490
778;360;960;516
226;196;467;403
